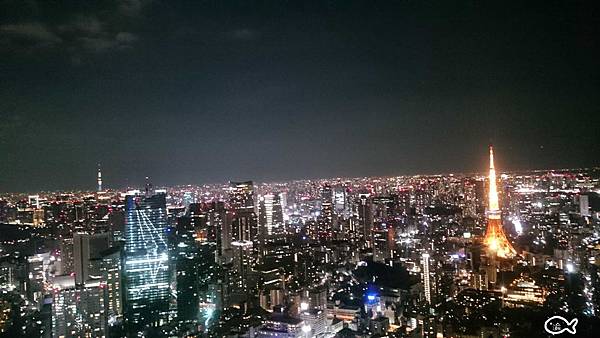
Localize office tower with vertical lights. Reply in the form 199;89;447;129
320;184;334;237
259;193;283;236
123;191;171;335
422;253;432;304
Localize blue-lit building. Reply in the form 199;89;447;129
123;191;171;335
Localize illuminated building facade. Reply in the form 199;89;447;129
334;187;350;218
229;181;255;212
503;275;545;307
230;240;254;298
123;191;171;335
356;193;373;246
364;293;383;319
372;223;394;263
299;308;326;336
483;146;517;258
229;181;258;252
89;246;123;323
51;276;107;338
257;314;304;338
259;193;283;235
320;184;334;237
421;253;432;304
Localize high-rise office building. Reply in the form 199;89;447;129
421;253;432;304
259;193;283;236
580;194;591;217
51;276;107;338
88;246;123;324
372;195;398;222
60;238;74;276
73;232;90;286
230;240;254;299
229;181;255;212
229;182;259;258
175;238;200;332
356;193;373;245
74;232;111;286
320;184;334;236
205;201;230;263
123;191;171;335
231;211;258;243
334;187;350;218
372;223;394;263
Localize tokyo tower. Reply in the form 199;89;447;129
483;146;516;258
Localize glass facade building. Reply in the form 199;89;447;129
124;192;171;334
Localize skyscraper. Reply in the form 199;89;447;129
123;191;171;335
356;193;373;246
229;181;258;248
98;246;122;324
372;223;394;263
421;253;432;304
259;193;283;236
74;232;111;286
51;276;107;338
580;194;591;217
73;232;90;287
231;240;254;299
229;181;255;212
207;201;230;263
483;146;517;258
320;184;334;236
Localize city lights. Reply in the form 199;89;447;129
0;1;598;336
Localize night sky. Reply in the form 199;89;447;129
1;1;599;192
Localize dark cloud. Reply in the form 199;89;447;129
0;23;62;50
76;32;138;53
0;0;146;58
78;36;116;52
58;16;105;35
116;31;138;43
117;0;150;17
230;28;260;41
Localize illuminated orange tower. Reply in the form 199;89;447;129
483;146;516;258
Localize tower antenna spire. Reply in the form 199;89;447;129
97;163;103;192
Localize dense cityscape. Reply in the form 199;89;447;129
1;147;600;337
2;1;600;337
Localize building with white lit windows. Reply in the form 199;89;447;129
123;191;171;335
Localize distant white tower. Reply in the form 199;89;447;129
421;253;431;304
97;164;103;192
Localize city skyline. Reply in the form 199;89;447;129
2;145;599;194
1;1;600;337
1;142;599;337
1;1;599;191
